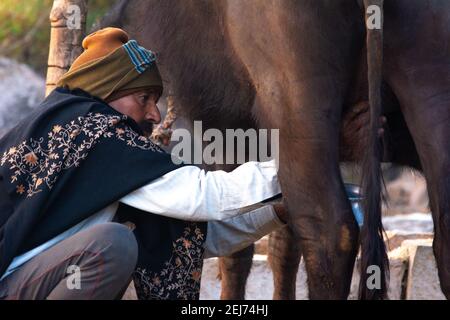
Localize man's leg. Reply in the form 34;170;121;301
0;222;138;300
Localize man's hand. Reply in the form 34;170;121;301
272;203;288;224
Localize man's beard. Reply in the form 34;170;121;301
138;121;154;137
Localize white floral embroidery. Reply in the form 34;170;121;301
0;112;163;197
133;224;205;300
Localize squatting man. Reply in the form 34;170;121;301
0;28;385;300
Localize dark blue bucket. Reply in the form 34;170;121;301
345;183;364;227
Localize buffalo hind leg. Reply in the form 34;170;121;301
268;225;302;300
218;245;254;300
383;0;450;297
389;85;450;298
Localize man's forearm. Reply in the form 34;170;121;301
203;205;285;258
120;159;281;221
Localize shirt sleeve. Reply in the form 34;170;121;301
119;159;281;221
203;205;285;258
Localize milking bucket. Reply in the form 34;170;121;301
345;183;364;227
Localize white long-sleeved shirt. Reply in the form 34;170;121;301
0;159;282;281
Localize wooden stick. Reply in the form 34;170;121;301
45;0;88;96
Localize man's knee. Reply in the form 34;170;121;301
87;223;138;278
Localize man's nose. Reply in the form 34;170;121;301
145;104;161;124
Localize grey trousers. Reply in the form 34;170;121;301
0;222;138;300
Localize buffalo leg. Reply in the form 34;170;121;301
390;86;450;298
383;0;450;298
386;75;450;298
268;225;301;300
225;0;365;299
218;245;254;300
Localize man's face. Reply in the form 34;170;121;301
108;88;161;137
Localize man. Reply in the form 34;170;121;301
0;28;286;300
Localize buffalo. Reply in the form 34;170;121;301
98;0;450;299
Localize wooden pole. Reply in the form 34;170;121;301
45;0;88;96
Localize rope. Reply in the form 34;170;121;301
151;95;177;146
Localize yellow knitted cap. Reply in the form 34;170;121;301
57;27;163;101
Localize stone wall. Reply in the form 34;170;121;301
0;57;45;137
198;238;445;300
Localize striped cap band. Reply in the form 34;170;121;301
122;40;157;74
